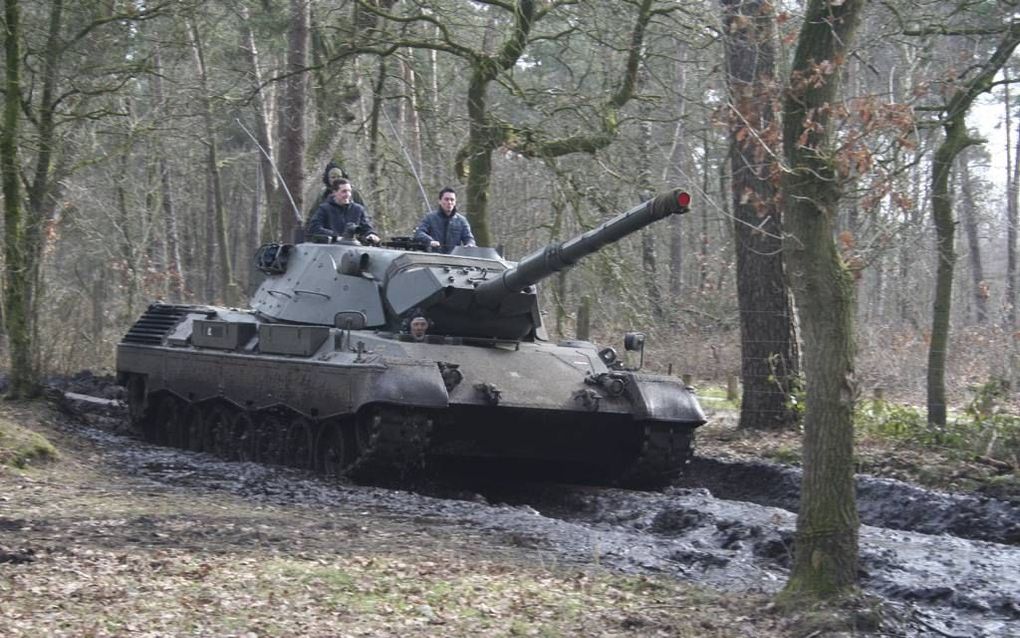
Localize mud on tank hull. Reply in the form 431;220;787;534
117;304;706;486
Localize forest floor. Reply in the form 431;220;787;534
1;382;1017;636
694;409;1020;505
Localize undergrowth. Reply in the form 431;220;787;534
855;377;1020;466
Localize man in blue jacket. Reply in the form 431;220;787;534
307;179;379;244
414;187;476;253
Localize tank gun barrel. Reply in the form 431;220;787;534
476;189;691;306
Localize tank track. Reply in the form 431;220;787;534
347;408;433;485
128;383;433;486
616;422;695;488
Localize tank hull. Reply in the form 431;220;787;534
118;303;705;486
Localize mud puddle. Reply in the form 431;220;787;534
679;457;1020;545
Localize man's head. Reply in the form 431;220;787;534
410;316;429;341
324;162;347;190
327;167;344;188
438;187;457;216
332;179;353;205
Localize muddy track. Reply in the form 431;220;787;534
46;378;1020;637
678;457;1020;546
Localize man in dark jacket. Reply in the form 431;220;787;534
414;187;476;253
319;160;365;206
307;179;380;244
306;161;365;223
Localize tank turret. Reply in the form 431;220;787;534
248;189;691;341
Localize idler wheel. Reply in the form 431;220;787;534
126;375;148;431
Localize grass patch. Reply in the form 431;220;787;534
697;385;740;410
0;413;57;468
0;547;786;637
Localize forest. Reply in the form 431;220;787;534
1;0;1017;407
2;0;1020;614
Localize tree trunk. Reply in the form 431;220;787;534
699;130;713;293
203;169;216;301
637;79;664;320
8;0;68;396
2;0;36;397
188;19;237;305
239;6;281;245
957;151;987;324
367;58;387;216
927;23;1020;427
720;0;799;431
276;0;310;243
927;120;964;427
780;0;864;600
464;67;496;246
1006;72;1018;329
116;151;139;318
150;43;185;302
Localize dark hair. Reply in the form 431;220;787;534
329;178;351;192
438;187;456;199
323;161;348;187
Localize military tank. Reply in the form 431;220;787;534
117;189;705;486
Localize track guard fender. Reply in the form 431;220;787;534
623;373;706;425
351;359;449;411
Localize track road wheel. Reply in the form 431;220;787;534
317;420;351;478
205;403;234;459
255;412;287;466
286;417;315;469
148;394;183;446
185;404;207;453
229;411;257;462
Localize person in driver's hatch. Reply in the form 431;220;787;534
409;315;429;342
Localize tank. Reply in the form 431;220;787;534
117;189;706;486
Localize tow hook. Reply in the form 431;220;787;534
585;372;627;397
572;388;601;412
475;382;502;405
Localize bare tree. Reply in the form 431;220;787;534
187;17;239;305
150;42;185;302
957;150;988;323
780;0;865;600
1006;69;1018;329
925;21;1020;426
354;0;668;247
2;0;34;397
720;0;799;430
238;5;281;245
276;0;310;243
